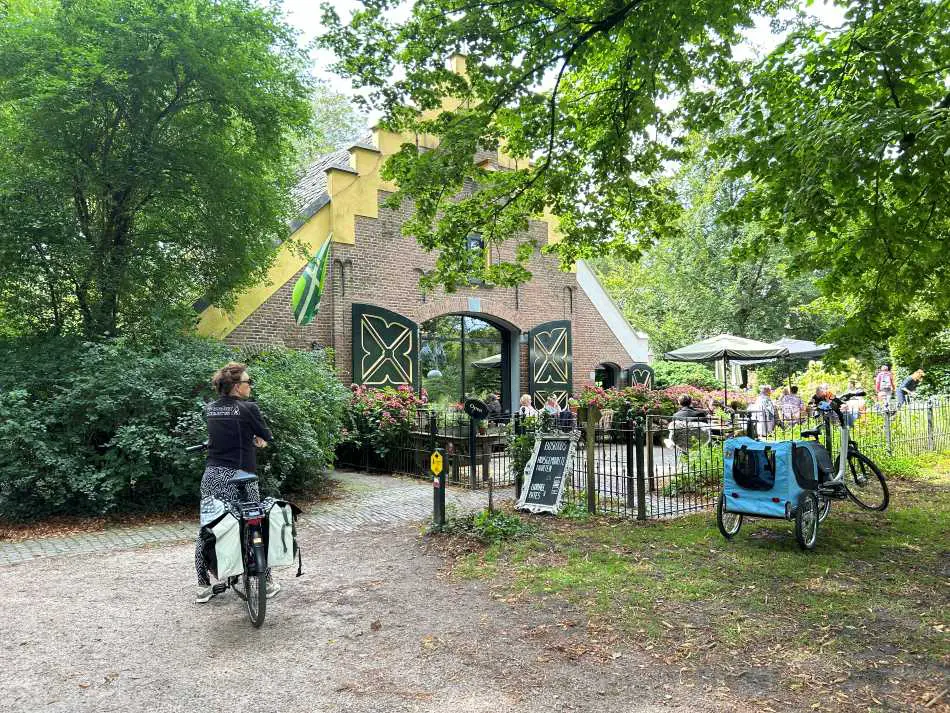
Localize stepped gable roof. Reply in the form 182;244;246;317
289;136;379;232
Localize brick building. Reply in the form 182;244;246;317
198;120;649;413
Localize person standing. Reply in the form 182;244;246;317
751;385;776;437
875;365;895;409
896;369;925;409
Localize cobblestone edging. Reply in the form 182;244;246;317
0;471;512;566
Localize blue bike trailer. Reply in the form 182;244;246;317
722;437;823;519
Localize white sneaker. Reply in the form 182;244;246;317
266;580;281;599
195;584;214;603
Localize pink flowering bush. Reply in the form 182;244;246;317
342;384;426;458
576;383;752;421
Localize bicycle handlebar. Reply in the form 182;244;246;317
185;442;208;453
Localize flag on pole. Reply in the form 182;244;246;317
291;236;332;326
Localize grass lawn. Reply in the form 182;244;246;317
445;452;950;712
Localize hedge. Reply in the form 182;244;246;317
0;336;348;520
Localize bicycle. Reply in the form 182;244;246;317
801;390;889;515
187;442;270;627
717;390;888;551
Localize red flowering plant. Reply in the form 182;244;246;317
342;384;424;459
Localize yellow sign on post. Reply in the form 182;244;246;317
430;451;443;476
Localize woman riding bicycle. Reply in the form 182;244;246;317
194;362;278;603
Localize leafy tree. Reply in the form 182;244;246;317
294;79;368;170
651;360;719;390
319;0;773;291
594;138;835;355
706;0;950;359
0;0;312;338
321;0;948;359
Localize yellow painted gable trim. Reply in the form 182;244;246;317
197;208;332;338
197;112;567;338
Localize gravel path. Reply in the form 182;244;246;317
0;525;747;712
0;471;758;712
0;471;509;565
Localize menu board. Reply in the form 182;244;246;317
516;435;576;514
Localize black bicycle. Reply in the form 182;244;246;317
187;443;269;627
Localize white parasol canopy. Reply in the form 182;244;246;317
730;337;832;367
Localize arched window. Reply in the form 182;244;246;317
420;314;508;409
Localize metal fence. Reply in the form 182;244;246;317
336;396;950;519
336;409;518;489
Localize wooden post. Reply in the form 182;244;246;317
585;406;597;514
635;421;647;521
926;399;935;451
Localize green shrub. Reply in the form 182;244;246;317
236;346;349;496
651;360;720;389
0;337;347;520
440;509;536;544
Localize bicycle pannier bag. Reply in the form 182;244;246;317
265;501;299;569
199;511;244;580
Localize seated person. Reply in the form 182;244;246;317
667;395;711;451
557;398;579;432
672;394;708;421
485;393;504;423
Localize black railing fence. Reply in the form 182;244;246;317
336;409;519;488
336;396;950;519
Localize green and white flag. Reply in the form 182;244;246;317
291;237;332;326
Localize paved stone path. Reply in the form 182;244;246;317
0;470;513;566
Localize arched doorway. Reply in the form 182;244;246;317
419;314;514;412
594;362;620;390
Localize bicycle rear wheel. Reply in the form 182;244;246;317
838;450;889;511
795;492;819;550
244;543;267;628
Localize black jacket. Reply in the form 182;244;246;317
205;397;273;473
672;406;708;421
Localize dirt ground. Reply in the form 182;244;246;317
0;522;787;713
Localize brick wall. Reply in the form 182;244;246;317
225;189;634;395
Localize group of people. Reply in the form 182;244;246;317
874;365;925;411
517;393;580;432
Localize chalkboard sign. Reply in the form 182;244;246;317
516;435;577;514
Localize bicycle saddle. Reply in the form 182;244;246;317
800;429;820;439
227;471;258;486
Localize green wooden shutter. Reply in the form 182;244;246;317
352;304;419;390
529;320;572;408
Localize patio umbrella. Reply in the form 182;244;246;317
470;353;501;369
732;337;833;388
773;337;832;360
663;334;789;404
